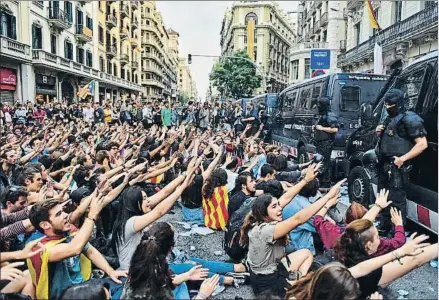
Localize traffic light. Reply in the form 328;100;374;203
188;54;192;64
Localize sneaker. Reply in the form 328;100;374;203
233;278;246;288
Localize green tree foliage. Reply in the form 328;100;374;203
178;91;190;105
209;50;262;99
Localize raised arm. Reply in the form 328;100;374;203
362;189;392;222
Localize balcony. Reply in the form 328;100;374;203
106;15;117;28
131;1;139;10
120;28;129;39
78;0;92;5
0;36;32;63
291;42;329;54
338;5;438;68
120;4;129;17
75;25;93;43
130;37;138;48
132;18;138;29
346;0;362;11
340;40;347;52
47;7;72;30
132;61;139;70
141;78;164;89
320;12;328;27
313;20;321;34
120;54;129;65
106;45;116;58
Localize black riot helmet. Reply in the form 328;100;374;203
317;96;331;115
383;88;405;117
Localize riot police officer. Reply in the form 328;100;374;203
314;96;339;188
376;88;428;232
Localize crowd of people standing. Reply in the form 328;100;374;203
0;97;437;300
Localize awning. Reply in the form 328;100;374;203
0;84;16;91
36;88;57;96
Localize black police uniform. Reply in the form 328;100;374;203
376;89;427;231
314;97;339;187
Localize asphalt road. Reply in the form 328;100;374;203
162;196;438;300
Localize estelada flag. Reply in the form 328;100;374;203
77;80;95;99
366;0;381;30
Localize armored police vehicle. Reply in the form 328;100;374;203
270;73;388;180
346;51;438;234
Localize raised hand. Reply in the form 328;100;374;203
375;189;392;209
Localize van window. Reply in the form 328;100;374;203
284;90;297;112
311;83;324;110
393;68;426;110
297;86;312;109
340;86;361;111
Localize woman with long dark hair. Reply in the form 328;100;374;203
201;168;229;230
239;165;347;297
122;222;219;299
334;219;438;298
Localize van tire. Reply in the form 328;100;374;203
348;166;372;207
297;146;309;164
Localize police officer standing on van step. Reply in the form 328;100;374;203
314;96;339;188
376;89;428;233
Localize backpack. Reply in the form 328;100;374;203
223;197;255;262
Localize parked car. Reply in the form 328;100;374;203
346;51;438;234
270;73;389;180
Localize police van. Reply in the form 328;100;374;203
346;51;438;234
270;73;388;179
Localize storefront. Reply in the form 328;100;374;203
35;73;57;104
0;68;17;105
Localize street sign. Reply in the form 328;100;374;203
310;49;330;70
312;70;326;77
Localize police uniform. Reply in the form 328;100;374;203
377;89;427;231
314;97;340;187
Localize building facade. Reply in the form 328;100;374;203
140;1;179;103
178;57;198;101
289;1;347;84
0;0;146;105
338;1;438;73
219;1;295;94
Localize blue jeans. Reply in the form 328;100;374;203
169;257;234;284
88;277;126;300
180;203;204;225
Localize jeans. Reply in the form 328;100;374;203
88;277;126;300
180;203;204;225
169;257;234;284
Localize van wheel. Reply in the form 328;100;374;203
297;146;309;164
348;166;372;207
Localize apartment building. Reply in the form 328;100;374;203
338;1;438;73
289;1;346;84
140;1;179;103
0;0;144;104
220;1;295;94
178;57;197;100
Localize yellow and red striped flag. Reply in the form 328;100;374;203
77;80;95;99
366;0;381;30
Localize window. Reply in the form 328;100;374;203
99;56;104;71
113;65;117;77
76;9;83;26
393;68;426;110
86;51;92;67
107;61;112;74
50;34;57;54
32;24;42;49
298;86;312;109
394;1;402;23
86;16;92;29
372;9;379;36
284;90;298;112
311;83;324;110
76;46;84;63
0;12;16;39
291;60;299;81
98;26;104;44
64;40;73;60
64;1;73;23
146;7;151;13
304;58;310;79
323;30;327;42
340;86;361;111
354;23;361;46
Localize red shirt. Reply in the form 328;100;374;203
314;215;406;256
33;110;46;124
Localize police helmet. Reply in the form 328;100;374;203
362;149;378;166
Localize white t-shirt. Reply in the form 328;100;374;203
83;107;94;121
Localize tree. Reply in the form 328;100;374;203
209;50;262;99
178;91;190;105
